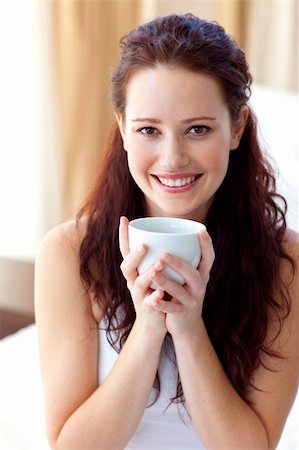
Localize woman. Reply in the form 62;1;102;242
35;13;298;450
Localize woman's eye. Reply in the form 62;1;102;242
188;125;211;135
137;127;157;135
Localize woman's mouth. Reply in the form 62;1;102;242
151;173;202;192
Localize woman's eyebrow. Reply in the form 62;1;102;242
131;116;216;123
182;116;216;123
131;118;161;123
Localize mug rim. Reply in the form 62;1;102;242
128;217;206;235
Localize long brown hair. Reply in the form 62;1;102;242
78;14;295;402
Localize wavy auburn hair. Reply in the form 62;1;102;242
78;14;294;402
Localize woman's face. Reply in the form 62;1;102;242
117;65;247;222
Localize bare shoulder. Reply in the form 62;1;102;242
35;218;86;309
279;227;299;346
281;228;299;306
35;216;102;332
283;228;299;256
36;217;87;260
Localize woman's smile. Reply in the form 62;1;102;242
151;172;203;193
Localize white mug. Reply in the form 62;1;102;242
128;217;206;287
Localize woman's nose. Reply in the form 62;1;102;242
159;135;190;169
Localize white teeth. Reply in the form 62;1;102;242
158;176;196;187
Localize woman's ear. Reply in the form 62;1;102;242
230;105;249;150
115;113;127;151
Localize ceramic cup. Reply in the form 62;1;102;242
128;217;206;287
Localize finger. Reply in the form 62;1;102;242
151;295;182;314
160;253;202;289
144;288;164;306
151;270;188;303
120;243;148;289
198;229;215;275
132;259;165;299
119;216;130;258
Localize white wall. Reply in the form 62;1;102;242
250;85;299;231
0;0;63;262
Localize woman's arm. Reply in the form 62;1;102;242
151;229;299;449
35;220;166;450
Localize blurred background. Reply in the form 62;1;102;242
0;0;298;324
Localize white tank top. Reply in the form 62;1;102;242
98;322;205;449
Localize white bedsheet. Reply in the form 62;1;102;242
0;324;298;449
0;325;49;450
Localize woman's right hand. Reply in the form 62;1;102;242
119;216;167;338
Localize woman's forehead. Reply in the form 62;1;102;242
124;66;228;120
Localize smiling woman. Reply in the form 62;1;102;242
35;13;298;450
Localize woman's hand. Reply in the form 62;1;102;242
150;229;215;337
119;216;167;338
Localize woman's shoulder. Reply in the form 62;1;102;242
284;227;299;243
280;228;299;311
35;216;103;324
282;228;299;262
35;217;88;311
37;216;88;257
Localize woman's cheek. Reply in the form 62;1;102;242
200;147;230;172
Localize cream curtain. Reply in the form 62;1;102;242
245;0;298;91
49;0;297;222
51;0;140;219
145;0;244;45
144;0;298;91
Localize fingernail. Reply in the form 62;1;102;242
163;253;172;263
137;244;145;253
154;290;164;304
201;229;209;239
154;260;163;270
150;269;156;278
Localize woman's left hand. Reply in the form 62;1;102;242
151;229;215;337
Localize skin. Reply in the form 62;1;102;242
35;66;299;450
